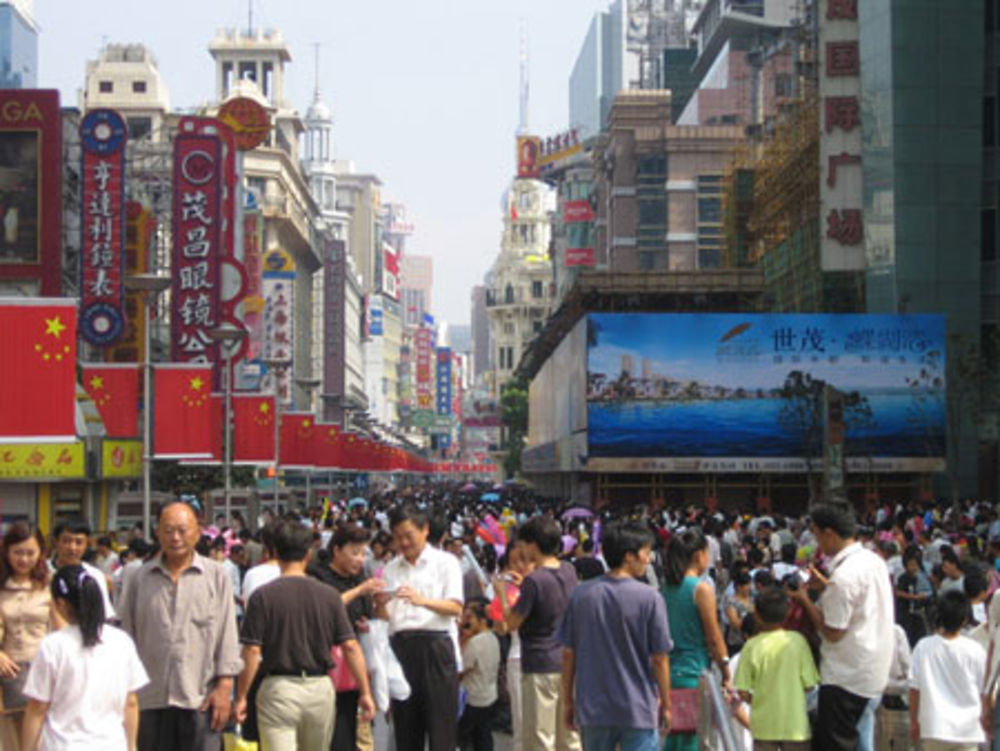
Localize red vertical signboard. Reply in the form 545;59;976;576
171;124;222;367
79;109;128;345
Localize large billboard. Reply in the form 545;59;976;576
0;90;61;295
586;313;946;473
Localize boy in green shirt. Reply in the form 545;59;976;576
734;587;820;751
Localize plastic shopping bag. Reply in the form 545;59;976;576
224;725;258;751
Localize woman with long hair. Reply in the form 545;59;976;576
661;528;730;751
0;523;62;749
20;565;147;751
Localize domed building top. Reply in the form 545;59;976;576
305;91;332;123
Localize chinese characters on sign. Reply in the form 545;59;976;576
819;0;864;271
171;127;222;367
79;109;127;345
436;347;452;416
415;326;434;411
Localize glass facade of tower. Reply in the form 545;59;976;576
0;4;37;88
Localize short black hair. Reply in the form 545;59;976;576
964;564;988;600
602;522;654;569
732;569;752;587
389;504;429;531
517;516;562;556
753;570;774;589
54;518;91;538
940;546;960;568
781;542;797;563
937;589;970;632
331;523;371;551
755;586;789;625
272;520;314;562
810;505;856;539
97;536;112;548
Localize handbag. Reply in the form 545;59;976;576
0;663;30;712
223;724;258;751
329;644;359;692
669;688;699;734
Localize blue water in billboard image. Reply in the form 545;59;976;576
587;392;945;458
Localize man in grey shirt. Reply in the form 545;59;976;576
120;502;242;751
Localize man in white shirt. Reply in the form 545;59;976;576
788;505;893;751
49;519;115;620
375;504;463;751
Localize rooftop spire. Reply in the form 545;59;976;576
313;42;321;103
517;21;529;136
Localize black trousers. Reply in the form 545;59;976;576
332;689;360;751
813;685;871;751
137;707;220;751
459;702;496;751
390;631;458;751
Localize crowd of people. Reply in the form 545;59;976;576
0;488;997;751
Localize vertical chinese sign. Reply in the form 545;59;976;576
819;0;864;271
171;122;222;369
79;109;127;346
106;202;153;362
415;325;434;412
323;238;347;422
261;248;296;405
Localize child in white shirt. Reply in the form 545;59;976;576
909;589;987;750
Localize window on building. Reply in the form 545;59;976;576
126;117;152;141
985;98;996;148
699;249;723;269
222;62;234;96
774;74;793;98
503;321;515;335
637;156;667;176
639;199;667;225
531;280;543;298
263;62;274;100
533;320;543;333
698;198;722;223
132;80;147;94
697;175;724;269
983;209;997;262
238;61;257;83
99;81;113;93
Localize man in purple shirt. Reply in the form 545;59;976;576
560;522;673;751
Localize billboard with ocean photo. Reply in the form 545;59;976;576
585;313;946;473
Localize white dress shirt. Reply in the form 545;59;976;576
383;544;463;635
818;542;894;698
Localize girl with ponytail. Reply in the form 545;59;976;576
20;565;149;751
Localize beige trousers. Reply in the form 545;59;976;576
257;675;335;751
521;672;581;751
920;741;979;751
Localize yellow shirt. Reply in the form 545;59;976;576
0;579;52;663
734;628;819;741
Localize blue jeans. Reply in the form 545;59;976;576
581;726;660;751
855;697;880;751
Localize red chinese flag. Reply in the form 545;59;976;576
314;423;343;468
82;364;139;438
341;432;360;470
233;394;275;463
153;365;214;458
280;413;316;468
0;300;78;441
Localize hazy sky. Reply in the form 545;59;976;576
36;0;610;328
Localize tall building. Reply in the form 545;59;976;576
485;176;556;392
301;72;367;425
591;90;742;272
209;28;320;408
0;0;36;88
470;284;491;380
400;254;433;329
82;44;171;141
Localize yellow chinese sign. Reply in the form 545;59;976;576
101;440;142;479
0;442;85;479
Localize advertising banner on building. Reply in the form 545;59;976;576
171;128;222;366
367;294;384;337
242;209;264;358
261;247;295;404
101;439;142;479
563;200;594;223
436;347;452;416
819;0;864;271
323;238;347;413
585;313;946;473
516;136;541;179
565;247;596;268
0;441;85;479
0;90;62;295
106;202;153;363
79;109;127;345
415;325;434;410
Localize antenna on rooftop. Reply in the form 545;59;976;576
313;43;321;103
517;21;529;136
248;0;253;35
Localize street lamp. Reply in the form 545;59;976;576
125;272;171;540
295;377;321;505
208;323;247;526
261;358;291;511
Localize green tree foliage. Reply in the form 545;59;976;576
501;376;529;478
151;461;255;498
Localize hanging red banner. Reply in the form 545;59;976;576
152;364;214;459
81;363;139;438
233;393;275;463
